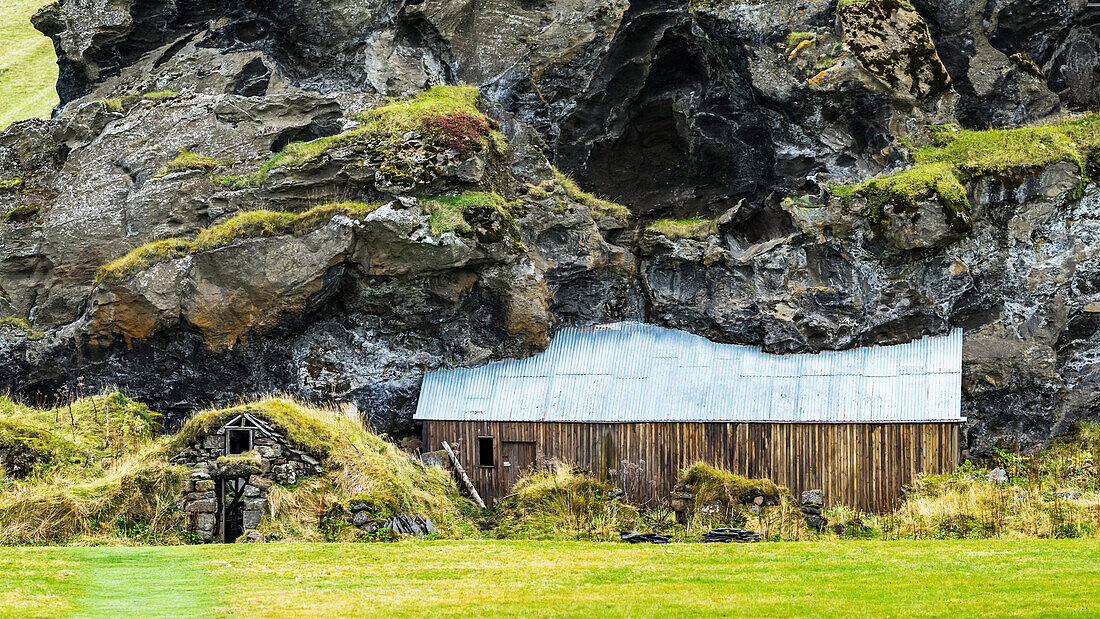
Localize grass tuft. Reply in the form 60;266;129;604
552;167;631;220
155;149;231;177
645;216;719;240
492;462;639;540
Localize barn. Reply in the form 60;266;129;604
415;322;964;512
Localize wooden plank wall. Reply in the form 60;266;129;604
422;421;960;513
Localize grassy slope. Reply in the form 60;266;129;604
4;540;1100;617
0;0;58;130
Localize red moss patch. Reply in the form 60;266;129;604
421;112;492;154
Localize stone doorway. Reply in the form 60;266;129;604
221;477;247;542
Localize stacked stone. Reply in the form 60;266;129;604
171;420;326;542
344;505;438;537
169;427;323;483
348;502;385;534
177;471;274;541
241;475;271;530
179;470;217;541
800;489;827;531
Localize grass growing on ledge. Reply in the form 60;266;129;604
213;85;506;190
552;167;631;220
832;162;970;232
424;191;514;236
94;202;381;284
646;216;718;240
829;114;1100;228
93;238;193;284
154;149;231;177
916;114;1100;177
0;177;22;190
190;210;300;251
141;90;179;101
785;31;817;49
0;316;44;340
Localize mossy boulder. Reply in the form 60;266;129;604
674;463;789;519
0;418;84;478
837;0;951;102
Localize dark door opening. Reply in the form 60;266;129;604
221;477;246;542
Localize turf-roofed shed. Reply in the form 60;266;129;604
416;322;964;512
170;401;330;542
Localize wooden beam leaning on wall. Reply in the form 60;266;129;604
442;441;487;509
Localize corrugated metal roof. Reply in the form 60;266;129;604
414;322;964;423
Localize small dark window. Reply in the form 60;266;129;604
227;429;252;455
478;437;494;468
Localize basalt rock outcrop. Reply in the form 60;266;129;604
2;0;1100;454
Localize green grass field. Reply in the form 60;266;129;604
2;539;1099;617
0;0;58;130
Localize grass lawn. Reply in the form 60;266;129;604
2;539;1099;617
0;0;58;130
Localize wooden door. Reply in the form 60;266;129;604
501;441;536;494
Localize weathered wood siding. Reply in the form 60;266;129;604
422;421;960;513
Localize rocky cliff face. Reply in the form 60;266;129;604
2;0;1099;453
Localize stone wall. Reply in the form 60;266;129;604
170;425;324;541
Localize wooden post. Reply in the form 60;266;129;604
442;441;486;509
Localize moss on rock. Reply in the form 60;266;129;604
830;114;1100;234
94;202;381;285
155;149;232;177
832;162;970;234
645;216;719;241
212;86;506;190
0;316;44;340
3;203;39;222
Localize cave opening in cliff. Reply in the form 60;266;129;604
551;5;775;219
